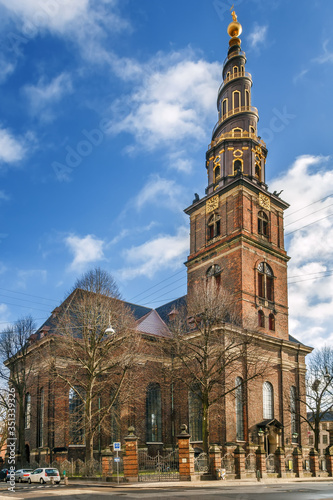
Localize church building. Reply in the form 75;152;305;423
9;12;312;467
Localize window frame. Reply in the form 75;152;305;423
263;381;274;419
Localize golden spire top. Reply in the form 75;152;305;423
227;6;242;38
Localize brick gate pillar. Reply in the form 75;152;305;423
293;447;303;477
177;424;194;481
255;430;267;479
325;446;333;477
123;426;138;482
274;447;286;478
209;444;222;477
101;449;113;478
309;447;319;477
234;445;246;479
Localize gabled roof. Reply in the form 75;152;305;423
136;309;169;337
307;411;333;422
155;295;187;323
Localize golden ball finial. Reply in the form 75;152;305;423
227;7;242;38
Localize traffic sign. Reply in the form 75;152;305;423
114;457;121;463
113;441;121;450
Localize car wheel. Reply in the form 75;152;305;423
18;478;22;483
56;481;60;485
40;478;44;484
28;478;31;484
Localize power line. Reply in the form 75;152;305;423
133;276;186;303
285;203;333;227
285;193;333;219
285;213;333;236
128;269;185;301
0;286;58;303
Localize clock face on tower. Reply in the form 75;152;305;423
206;195;219;214
258;193;270;211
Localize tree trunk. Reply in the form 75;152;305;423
202;394;210;457
18;400;25;467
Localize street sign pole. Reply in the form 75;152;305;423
113;442;121;484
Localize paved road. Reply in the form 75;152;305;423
1;482;333;500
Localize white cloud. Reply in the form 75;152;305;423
247;25;268;49
16;269;47;289
120;227;189;280
270;155;333;348
0;0;129;62
133;175;186;212
313;40;333;64
0;190;10;201
0;127;28;165
23;72;73;121
0;55;15;83
65;234;105;271
109;50;220;153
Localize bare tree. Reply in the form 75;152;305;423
292;346;333;451
0;316;36;465
165;282;267;456
52;268;139;462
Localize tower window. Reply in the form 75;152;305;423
255;155;262;182
290;386;297;436
69;387;86;445
206;264;222;289
269;313;275;331
222;99;228;117
233;66;238;76
233;90;240;110
258;310;265;328
208;214;221;240
245;89;250;107
25;393;31;429
257;262;274;302
258;211;269;237
233;159;242;176
263;382;274;419
214;165;221;183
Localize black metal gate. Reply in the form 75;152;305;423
138;449;179;482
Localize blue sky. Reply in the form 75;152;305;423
0;0;333;348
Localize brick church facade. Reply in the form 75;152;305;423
9;13;312;467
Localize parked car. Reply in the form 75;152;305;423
28;468;60;484
0;468;13;482
15;469;33;483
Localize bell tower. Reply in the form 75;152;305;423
185;10;290;339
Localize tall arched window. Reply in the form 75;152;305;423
258;310;265;328
146;383;162;443
110;393;121;443
189;383;203;442
255;155;262;181
233;159;242;176
25;393;31;429
263;382;274;419
208;213;221;240
290;386;297;435
38;388;44;447
69;387;85;445
222;99;228;117
269;313;275;331
258;211;269;237
233;90;241;110
257;262;274;302
235;377;244;441
214;165;221;183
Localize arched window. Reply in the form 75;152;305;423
258;211;269;237
255;155;261;181
214;165;221;183
110;392;121;443
69;387;85;445
263;382;274;419
208;214;221;240
250;125;255;135
25;393;31;429
146;383;162;443
241;65;245;75
233;66;238;76
257;262;274;302
233;90;241;110
206;264;222;289
235;377;244;441
222;98;228;117
245;89;250;107
233;159;242;176
258;310;265;328
290;386;297;435
38;388;44;447
269;313;275;331
189;383;203;442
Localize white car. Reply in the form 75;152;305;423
28;468;60;484
15;469;33;483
